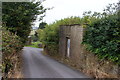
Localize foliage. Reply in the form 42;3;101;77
2;1;47;43
46;44;59;56
39;22;47;29
25;41;41;48
32;31;39;42
37;29;43;41
83;2;120;64
56;16;81;25
2;28;23;73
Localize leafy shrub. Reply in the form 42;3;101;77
83;2;120;64
83;14;120;64
2;28;23;73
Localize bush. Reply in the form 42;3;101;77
2;28;23;74
83;14;120;64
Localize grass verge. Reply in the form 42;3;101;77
25;41;42;48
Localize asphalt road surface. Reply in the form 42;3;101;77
22;47;89;78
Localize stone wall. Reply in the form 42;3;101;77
59;25;120;78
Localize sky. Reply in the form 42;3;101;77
33;0;119;27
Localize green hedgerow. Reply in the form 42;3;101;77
83;14;120;64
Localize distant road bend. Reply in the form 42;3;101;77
22;47;89;78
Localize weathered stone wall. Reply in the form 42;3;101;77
59;25;120;78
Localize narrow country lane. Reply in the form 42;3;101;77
22;47;90;78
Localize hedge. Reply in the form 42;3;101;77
83;14;120;64
2;28;23;74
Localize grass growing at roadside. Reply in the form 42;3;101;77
25;41;42;48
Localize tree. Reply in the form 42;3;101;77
38;22;47;29
2;1;47;43
34;31;39;42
